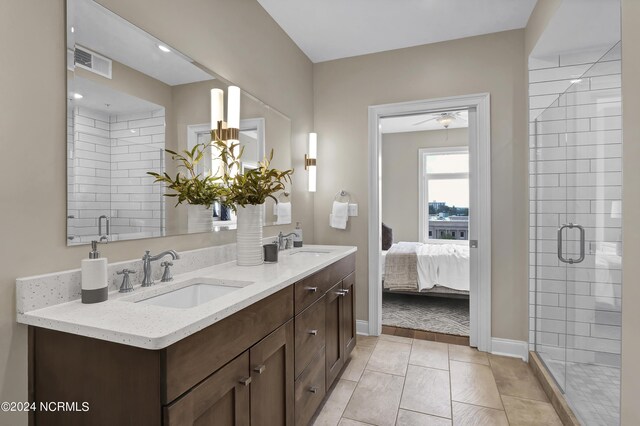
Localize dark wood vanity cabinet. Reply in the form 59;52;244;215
163;351;251;426
342;272;357;356
29;253;355;426
325;282;345;388
249;320;294;426
325;272;356;389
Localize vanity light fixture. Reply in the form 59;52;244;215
306;132;317;192
158;44;171;53
210;86;240;142
226;86;241;176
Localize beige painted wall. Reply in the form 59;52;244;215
381;129;468;242
0;0;314;424
313;29;528;341
621;0;640;423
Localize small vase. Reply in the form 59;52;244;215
187;204;213;233
236;204;264;266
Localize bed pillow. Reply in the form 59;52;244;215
382;223;393;250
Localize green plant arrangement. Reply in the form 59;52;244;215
147;133;293;209
147;143;225;208
211;134;293;210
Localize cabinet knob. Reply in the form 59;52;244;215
342;288;350;295
309;386;319;394
306;286;318;293
239;377;252;386
253;364;266;374
308;329;318;336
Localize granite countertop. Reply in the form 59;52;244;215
16;245;356;350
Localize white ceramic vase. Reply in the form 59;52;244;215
187;204;214;233
236;204;264;266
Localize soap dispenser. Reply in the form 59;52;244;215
293;222;303;248
81;240;108;304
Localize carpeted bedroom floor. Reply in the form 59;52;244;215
382;292;470;336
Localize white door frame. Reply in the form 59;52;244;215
367;93;492;352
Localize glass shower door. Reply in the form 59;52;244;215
534;42;622;425
562;43;622;426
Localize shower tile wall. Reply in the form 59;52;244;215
67;107;112;244
109;111;165;241
67;107;165;244
528;47;622;368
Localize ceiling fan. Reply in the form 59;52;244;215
412;111;467;128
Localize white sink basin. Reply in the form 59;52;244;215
288;249;332;256
137;282;245;309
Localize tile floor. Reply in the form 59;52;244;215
312;334;563;426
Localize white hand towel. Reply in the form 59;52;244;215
275;202;292;224
330;201;349;229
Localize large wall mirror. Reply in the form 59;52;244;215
66;0;292;245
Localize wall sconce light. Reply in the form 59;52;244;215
306;133;317;192
210;86;240;142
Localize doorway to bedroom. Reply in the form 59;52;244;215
380;110;471;341
368;94;492;352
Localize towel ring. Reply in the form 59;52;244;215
276;191;290;203
334;190;351;203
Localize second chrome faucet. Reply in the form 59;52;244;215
141;250;180;287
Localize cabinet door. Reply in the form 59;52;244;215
250;320;294;426
342;272;356;357
325;282;345;388
163;352;250;426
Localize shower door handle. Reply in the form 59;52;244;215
98;215;110;237
557;223;585;264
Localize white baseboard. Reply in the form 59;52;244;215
491;337;529;361
356;320;369;336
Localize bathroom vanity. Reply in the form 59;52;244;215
18;245;356;425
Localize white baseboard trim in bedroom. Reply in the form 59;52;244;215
356;320;370;336
491;337;529;362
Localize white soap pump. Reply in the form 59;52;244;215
293;222;303;248
81;240;108;304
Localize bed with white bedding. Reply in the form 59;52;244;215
382;241;470;297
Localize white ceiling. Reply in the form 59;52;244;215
530;0;620;59
257;0;538;63
380;110;468;134
69;0;213;86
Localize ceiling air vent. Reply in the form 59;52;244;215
73;46;112;79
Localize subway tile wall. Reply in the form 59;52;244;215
67;107;165;244
528;45;622;369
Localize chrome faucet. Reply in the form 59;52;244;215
141;250;180;287
278;232;297;251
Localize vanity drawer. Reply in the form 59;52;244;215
162;286;293;404
329;253;356;288
294;346;326;426
294;296;326;378
294;267;333;314
294;253;356;314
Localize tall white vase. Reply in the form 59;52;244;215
236;204;264;266
187;204;214;233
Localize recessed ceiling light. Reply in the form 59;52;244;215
72;93;83;99
158;45;170;53
571;79;583;84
